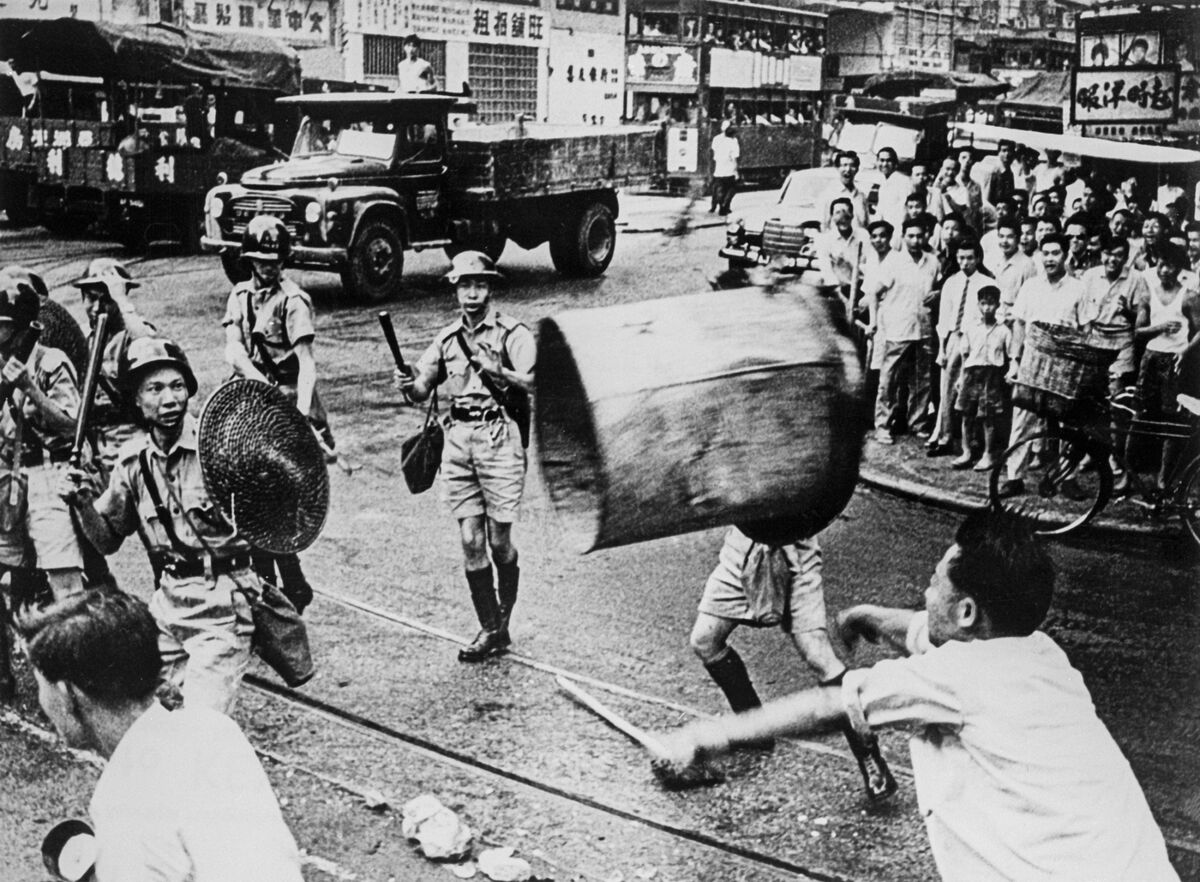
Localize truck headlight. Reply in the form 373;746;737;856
304;202;322;224
210;195;224;219
726;218;744;245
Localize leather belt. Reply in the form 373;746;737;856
450;403;503;423
156;551;252;579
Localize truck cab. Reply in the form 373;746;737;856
203;93;471;301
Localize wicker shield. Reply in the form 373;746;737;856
198;379;329;553
37;299;88;377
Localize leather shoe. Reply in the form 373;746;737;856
926;442;955;457
997;478;1025;498
458;629;508;662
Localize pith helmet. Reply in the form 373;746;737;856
242;215;291;263
0;274;41;331
2;265;49;300
121;337;198;397
70;257;139;298
445;250;503;284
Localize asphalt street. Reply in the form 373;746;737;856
1;211;1198;881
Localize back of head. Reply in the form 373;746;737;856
20;591;161;704
948;511;1055;636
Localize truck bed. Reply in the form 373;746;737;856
447;123;661;201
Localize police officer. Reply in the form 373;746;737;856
396;251;535;662
69;257;156;475
222;215;332;614
61;337;259;714
0;274;84;604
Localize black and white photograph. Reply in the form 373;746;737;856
0;2;1199;881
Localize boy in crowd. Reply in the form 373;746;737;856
951;285;1011;472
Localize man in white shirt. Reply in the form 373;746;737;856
998;233;1086;497
991;217;1037;324
980;197;1018;269
396;33;436;93
873;146;910;235
710;122;740;216
650;510;1178;882
816;197;869;301
818;150;868;231
866;217;939;444
928;237;994;457
21;591;303;882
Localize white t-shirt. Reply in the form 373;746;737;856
397;57;435;92
711;133;740;178
90;703;303;882
1011;273;1084;329
842;613;1177;882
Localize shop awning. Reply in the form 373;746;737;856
999;71;1069;110
955;122;1200;165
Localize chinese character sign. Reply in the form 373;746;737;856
186;0;330;43
469;1;546;44
1071;67;1179;124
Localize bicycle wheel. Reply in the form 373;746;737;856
1176;457;1200;550
989;431;1112;536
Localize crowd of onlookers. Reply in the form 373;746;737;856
804;142;1199;499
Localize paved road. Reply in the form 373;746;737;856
1;219;1197;881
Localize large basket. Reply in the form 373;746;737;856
1013;322;1117;420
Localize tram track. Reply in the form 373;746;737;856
244;673;861;882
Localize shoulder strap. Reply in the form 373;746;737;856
453;329;507;406
137;449;189;554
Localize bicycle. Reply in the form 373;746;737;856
988;389;1200;547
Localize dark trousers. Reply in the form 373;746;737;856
711;176;737;215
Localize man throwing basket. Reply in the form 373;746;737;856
396;252;535;662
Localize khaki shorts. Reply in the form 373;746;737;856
440;418;526;521
151;568;256;716
698;529;827;633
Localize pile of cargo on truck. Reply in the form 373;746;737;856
201;92;662;301
0;17;300;249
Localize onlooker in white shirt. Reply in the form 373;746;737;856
21;591;304;882
999;233;1086;496
710;122;740;216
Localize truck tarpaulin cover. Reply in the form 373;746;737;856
0;18;300;93
1000;72;1070;110
861;69;1010;101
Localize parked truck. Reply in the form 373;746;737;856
201;92;662;301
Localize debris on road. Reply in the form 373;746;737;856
477;846;532;881
402;794;474;861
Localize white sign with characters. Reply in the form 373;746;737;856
186;0;332;45
1071;67;1179;124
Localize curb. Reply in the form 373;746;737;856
858;468;1167;543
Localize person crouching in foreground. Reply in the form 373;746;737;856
21;590;302;880
650;510;1177;881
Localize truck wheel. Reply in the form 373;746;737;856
344;219;405;303
554;203;615;278
220;251;250;284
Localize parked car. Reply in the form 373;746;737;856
720;166;884;272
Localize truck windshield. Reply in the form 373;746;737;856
294;115;397;161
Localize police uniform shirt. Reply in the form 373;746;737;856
95;414;248;558
222;279;316;381
0;343;79;457
415;308;535;406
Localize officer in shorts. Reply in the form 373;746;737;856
223;215;332;614
396;251;534;662
61;337;259;714
690;525;897;799
0;274;85;604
